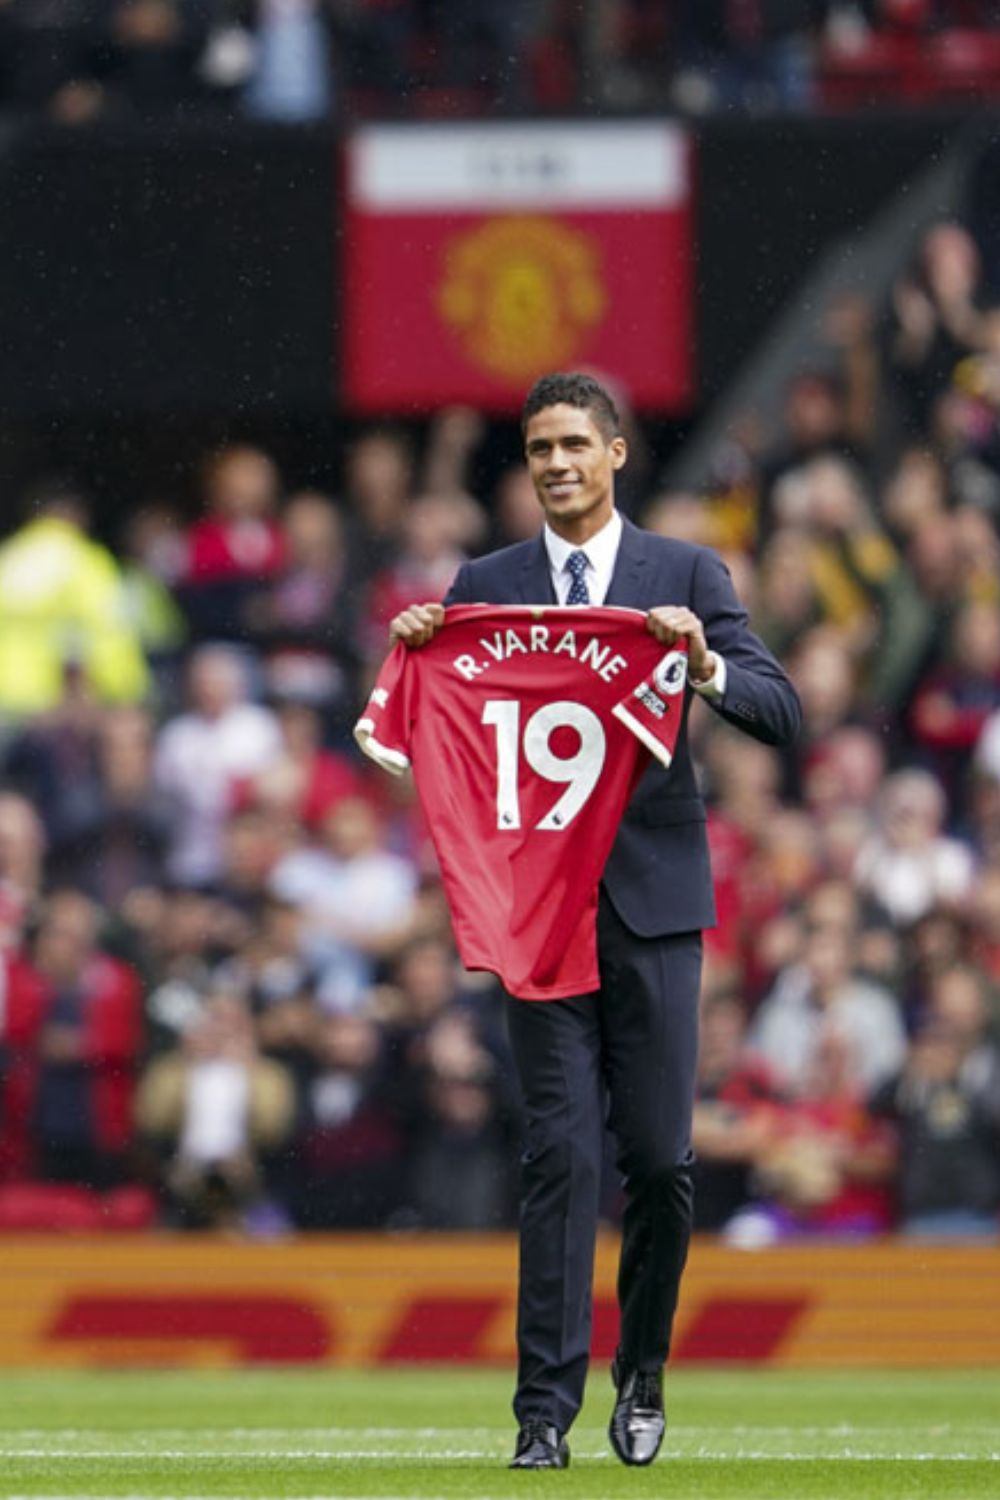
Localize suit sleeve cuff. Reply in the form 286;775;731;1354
689;652;727;701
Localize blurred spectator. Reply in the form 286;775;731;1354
244;490;360;721
730;1030;895;1244
759;361;874;539
404;1008;516;1228
751;881;907;1094
363;493;473;665
767;453;937;713
880;445;951;541
42;705;174;908
691;990;783;1231
799;724;885;891
774;457;894;653
154;643;282;886
342;426;415;583
733;807;825;1002
243;0;333;122
180;444;286;640
886;220;992;435
117;502;189;700
0;478;149;720
752;527;824;658
802;724;886;825
217;804;291;914
672;0;826;114
219;893;319;1102
269;795;418;1012
96;0;209;119
791;626;859;747
290;1008;404;1228
909;599;1000;800
233;698;363;833
705;729;784;843
421;405;487;503
953;502;1000;598
0;794;46;953
3;0;216;125
136;884;227;1054
491;464;543;546
930;959;1000;1046
873;1000;1000;1239
2;667;102;857
642;490;716;549
31;890;143;1189
380;932;486;1037
855;768;976;926
702;731;785;982
136;985;295;1229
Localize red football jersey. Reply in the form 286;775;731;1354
355;605;688;1000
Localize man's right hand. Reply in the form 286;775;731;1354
389;602;445;647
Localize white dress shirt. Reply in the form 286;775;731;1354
544;509;622;606
542;510;727;699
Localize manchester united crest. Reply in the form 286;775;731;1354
437;216;606;384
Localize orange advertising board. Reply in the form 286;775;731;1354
0;1234;997;1369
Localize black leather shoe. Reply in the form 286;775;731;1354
609;1356;666;1466
509;1419;570;1469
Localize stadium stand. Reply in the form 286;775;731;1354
0;5;998;1247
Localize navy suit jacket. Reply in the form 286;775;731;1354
444;516;801;938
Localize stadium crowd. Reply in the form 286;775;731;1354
3;1;1000;124
1;216;1000;1242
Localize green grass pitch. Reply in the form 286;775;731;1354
0;1367;997;1500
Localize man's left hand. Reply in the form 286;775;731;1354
646;606;716;684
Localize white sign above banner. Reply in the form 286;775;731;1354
350;122;688;211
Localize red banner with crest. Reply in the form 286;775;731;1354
343;123;694;415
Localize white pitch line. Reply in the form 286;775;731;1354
7;1423;997;1440
0;1427;502;1441
1;1447;997;1461
0;1449;497;1460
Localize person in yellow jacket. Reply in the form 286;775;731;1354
0;480;149;718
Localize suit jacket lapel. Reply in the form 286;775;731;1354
604;516;648;608
516;534;558;605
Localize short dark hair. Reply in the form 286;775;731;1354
521;372;621;442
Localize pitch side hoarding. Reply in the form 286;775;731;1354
3;1237;998;1367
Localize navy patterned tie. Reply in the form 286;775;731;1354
565;550;590;606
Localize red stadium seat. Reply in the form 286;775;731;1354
818;31;929;110
924;30;1000;100
0;1182;158;1231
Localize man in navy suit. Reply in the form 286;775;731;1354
391;372;800;1470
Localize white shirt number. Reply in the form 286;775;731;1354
481;699;606;832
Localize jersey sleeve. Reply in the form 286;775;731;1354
611;644;688;769
353;644;415;775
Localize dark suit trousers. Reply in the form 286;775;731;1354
504;890;700;1433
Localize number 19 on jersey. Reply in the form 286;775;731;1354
481;698;606;832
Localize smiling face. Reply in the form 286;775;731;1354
524;402;627;544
